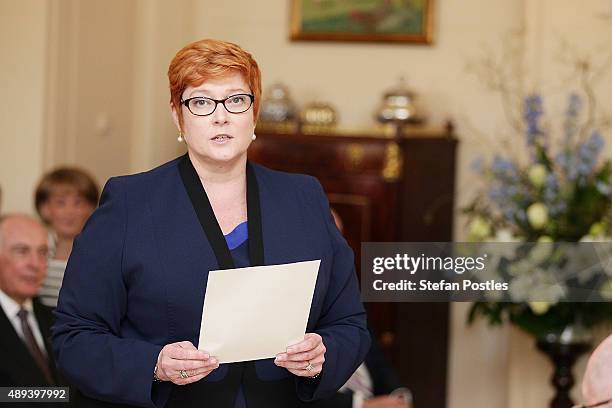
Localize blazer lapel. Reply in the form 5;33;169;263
178;155;265;269
148;164;220;344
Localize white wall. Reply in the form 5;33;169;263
44;0;136;188
129;0;202;173
0;0;48;214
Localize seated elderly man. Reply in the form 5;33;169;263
0;214;61;386
581;334;612;408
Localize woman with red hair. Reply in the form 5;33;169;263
52;39;370;407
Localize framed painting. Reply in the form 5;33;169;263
290;0;434;44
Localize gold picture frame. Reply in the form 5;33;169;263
290;0;434;44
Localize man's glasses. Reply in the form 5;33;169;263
573;398;612;408
181;94;254;116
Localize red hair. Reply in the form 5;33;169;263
168;39;262;129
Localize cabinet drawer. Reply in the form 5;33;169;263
250;132;400;181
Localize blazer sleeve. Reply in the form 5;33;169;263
51;178;163;408
297;177;371;402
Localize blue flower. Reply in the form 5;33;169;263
596;181;611;196
492;156;515;172
564;93;581;145
544;173;558;188
471;156;485;172
573;130;605;182
578;162;592;176
567;159;579;181
488;187;503;202
587;130;604;151
549;202;567;217
491;156;519;183
507;185;519;196
524;94;545;149
567;93;582;116
543;173;560;203
503;208;516;223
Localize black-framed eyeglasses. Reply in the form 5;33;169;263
573;399;612;408
180;93;254;117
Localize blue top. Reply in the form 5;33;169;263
225;221;249;251
225;221;249;408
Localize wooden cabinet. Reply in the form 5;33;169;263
250;124;458;408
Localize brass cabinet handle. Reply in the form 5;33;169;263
346;143;365;169
380;331;396;347
382;142;402;182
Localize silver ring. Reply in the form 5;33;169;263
179;370;189;379
305;362;314;372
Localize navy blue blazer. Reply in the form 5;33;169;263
52;157;370;407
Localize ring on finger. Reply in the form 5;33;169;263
179;370;189;379
305;362;314;372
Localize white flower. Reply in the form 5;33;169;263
508;267;566;303
527;164;547;188
593;243;612;277
484;288;505;301
561;245;602;283
508;273;532;301
588;222;605;237
527;203;549;230
494;228;520;242
528;242;554;264
600;279;612;300
582;224;611;242
529;301;551;315
468;217;492;241
508;258;534;276
529;268;567;303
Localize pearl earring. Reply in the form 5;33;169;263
252;133;257;141
177;132;184;143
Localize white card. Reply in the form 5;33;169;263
198;260;321;363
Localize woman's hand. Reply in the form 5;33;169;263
155;341;219;385
274;333;325;378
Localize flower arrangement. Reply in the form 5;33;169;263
464;92;612;339
466;93;612;242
